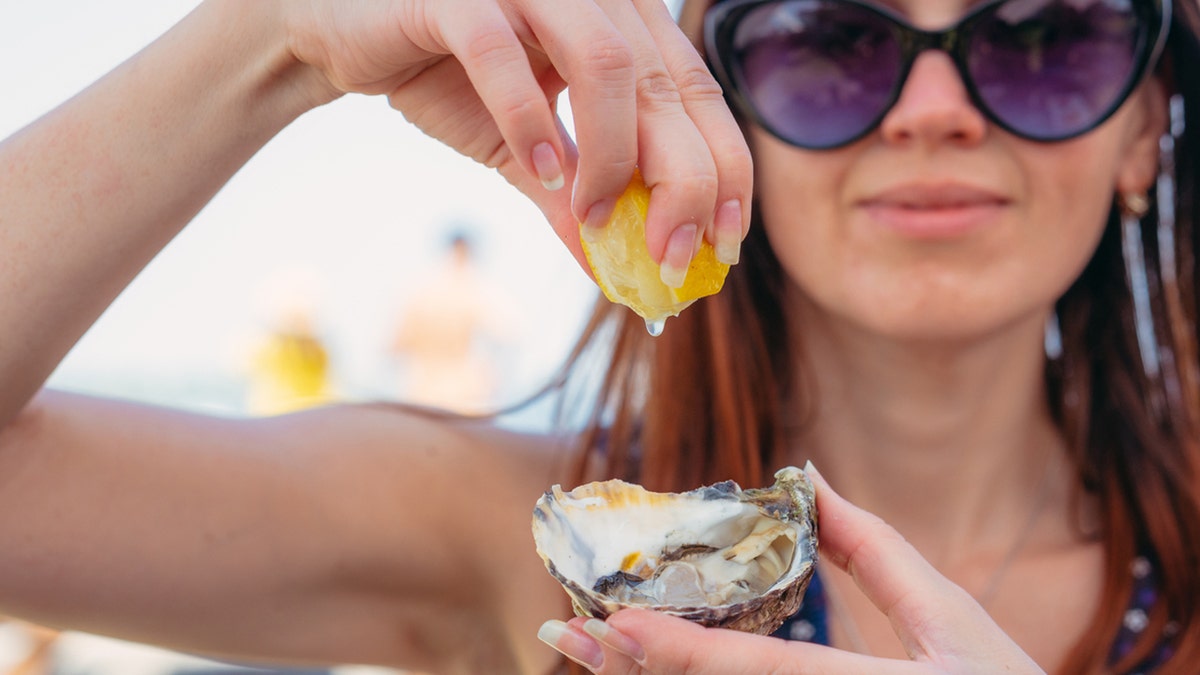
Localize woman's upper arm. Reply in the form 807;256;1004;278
0;389;572;672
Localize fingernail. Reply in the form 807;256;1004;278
714;199;742;265
661;223;698;289
804;460;840;501
582;618;646;663
538;620;603;670
532;142;564;191
803;460;825;485
582;198;616;231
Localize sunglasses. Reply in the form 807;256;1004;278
704;0;1172;149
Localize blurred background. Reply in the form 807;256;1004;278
0;0;614;673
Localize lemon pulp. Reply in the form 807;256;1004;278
580;171;730;334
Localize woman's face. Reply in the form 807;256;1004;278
748;0;1167;342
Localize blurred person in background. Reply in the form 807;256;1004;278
389;230;512;413
0;1;1198;675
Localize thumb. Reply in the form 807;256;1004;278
807;463;1039;668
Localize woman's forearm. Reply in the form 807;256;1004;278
0;0;335;426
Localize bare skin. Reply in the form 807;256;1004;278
0;0;1170;673
0;392;571;674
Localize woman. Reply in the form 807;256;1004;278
0;2;1195;675
544;0;1200;672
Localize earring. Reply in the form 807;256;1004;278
1156;95;1183;294
1118;191;1161;379
1151;94;1194;414
1044;309;1063;360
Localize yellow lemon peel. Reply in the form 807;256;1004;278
580;170;730;335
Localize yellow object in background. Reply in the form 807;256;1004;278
579;170;730;335
248;329;333;416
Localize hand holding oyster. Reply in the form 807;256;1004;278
531;466;817;635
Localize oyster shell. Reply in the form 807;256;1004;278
531;466;817;635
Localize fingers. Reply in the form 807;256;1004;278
589;0;716;274
404;1;581;270
518;0;637;236
300;0;746;279
631;0;752;266
522;0;751;271
808;463;965;658
534;468;1043;674
538;618;605;670
418;0;749;276
537;470;1042;675
433;1;567;192
538;611;929;675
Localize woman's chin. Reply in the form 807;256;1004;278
811;297;1045;350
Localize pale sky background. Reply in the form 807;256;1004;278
1;0;601;419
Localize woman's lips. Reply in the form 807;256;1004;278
858;184;1011;238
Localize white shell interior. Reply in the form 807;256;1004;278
534;482;809;608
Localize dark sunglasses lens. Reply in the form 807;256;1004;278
728;0;904;148
967;0;1142;140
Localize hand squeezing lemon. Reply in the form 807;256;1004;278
579;171;731;335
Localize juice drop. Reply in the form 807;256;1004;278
645;318;666;337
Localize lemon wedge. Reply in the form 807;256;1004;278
580;170;730;335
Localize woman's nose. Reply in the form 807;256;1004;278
878;51;989;147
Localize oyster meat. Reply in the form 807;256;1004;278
531;466;817;635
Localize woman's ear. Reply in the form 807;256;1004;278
1116;77;1170;195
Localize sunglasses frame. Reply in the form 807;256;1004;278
704;0;1173;149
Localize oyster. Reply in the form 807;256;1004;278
531;466;817;635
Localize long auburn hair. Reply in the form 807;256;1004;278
535;0;1200;672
